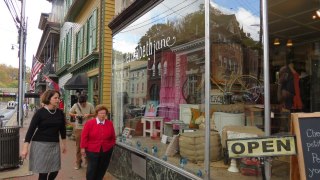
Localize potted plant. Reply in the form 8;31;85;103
66;124;73;137
29;103;35;111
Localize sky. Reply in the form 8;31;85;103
113;0;260;54
0;0;51;70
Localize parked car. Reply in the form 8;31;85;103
7;101;15;109
126;104;145;117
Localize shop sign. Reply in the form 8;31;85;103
292;113;320;180
124;36;176;63
227;136;296;158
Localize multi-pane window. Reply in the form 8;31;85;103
88;10;97;52
75;28;84;62
58;29;72;68
74;9;98;63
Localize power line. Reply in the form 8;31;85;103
3;0;20;29
120;0;198;33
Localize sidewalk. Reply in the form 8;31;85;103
1;109;117;180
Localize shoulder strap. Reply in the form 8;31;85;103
76;103;83;114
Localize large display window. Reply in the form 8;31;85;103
112;0;209;177
111;0;319;179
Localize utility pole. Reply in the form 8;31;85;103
18;0;26;127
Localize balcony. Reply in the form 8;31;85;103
64;0;86;22
42;57;57;77
35;72;47;89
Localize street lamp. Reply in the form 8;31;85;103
11;44;19;50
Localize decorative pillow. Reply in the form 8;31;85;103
195;115;205;125
165;135;179;157
189;108;201;129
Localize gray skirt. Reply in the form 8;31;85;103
29;141;61;173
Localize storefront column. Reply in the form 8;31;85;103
262;0;271;179
204;0;211;179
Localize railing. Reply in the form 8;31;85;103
42;57;55;75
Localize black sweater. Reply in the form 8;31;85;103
25;107;66;143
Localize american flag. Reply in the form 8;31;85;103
43;75;60;91
30;56;44;91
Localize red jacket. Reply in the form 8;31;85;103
80;118;116;152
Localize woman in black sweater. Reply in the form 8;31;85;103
21;90;66;180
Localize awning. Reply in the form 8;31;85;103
64;73;88;90
25;92;40;98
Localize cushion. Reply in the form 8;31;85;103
187;105;218;130
189;108;201;129
195;115;204;125
179;130;222;162
165;135;179;157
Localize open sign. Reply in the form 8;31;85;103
227;136;296;158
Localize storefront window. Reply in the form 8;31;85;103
111;0;319;179
209;0;266;179
112;0;206;176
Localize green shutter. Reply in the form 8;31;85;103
58;42;62;68
65;34;69;64
92;9;97;50
75;32;78;63
64;38;67;66
84;22;88;56
79;27;83;59
62;39;65;66
68;29;72;63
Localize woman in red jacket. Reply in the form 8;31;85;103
80;105;116;180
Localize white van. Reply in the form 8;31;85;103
7;101;15;109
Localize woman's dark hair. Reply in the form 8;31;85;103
95;105;109;116
41;90;60;105
78;94;88;103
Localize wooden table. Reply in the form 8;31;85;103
244;105;264;126
141;117;164;137
164;120;186;137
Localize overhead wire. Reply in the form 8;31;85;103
124;0;190;31
120;0;198;33
3;0;20;29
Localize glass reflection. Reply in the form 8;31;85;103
112;0;206;176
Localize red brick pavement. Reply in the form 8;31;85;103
3;110;116;180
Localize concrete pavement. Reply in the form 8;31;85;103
2;109;117;180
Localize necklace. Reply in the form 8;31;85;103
44;106;57;115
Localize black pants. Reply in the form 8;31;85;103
86;147;113;180
38;171;58;180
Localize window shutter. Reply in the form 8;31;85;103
62;39;65;66
58;42;62;68
67;30;72;64
75;32;79;63
79;27;83;59
88;18;93;53
65;33;69;64
83;22;88;56
92;9;97;50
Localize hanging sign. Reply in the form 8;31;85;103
227;136;296;158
